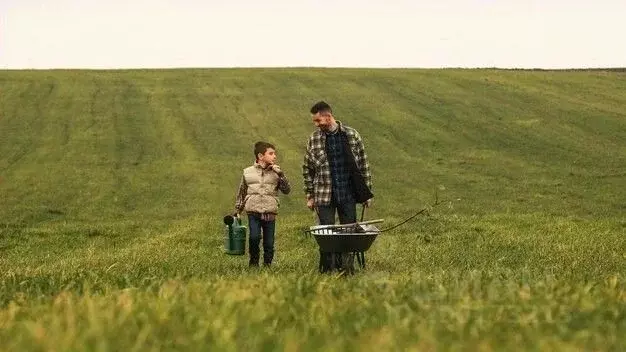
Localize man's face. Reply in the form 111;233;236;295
258;148;277;166
312;112;333;131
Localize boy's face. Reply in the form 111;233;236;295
257;148;277;166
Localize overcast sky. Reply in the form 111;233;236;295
1;0;625;69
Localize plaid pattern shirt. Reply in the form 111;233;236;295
325;130;353;204
302;121;372;206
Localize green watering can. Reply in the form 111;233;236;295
223;215;247;255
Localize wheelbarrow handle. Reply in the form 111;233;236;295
306;219;385;231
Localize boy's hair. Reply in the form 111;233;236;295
310;101;332;115
254;141;275;160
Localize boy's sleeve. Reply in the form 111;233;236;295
277;173;291;195
234;175;247;214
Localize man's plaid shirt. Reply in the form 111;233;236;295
302;121;372;206
325;130;353;204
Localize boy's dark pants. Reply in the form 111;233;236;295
317;200;356;273
247;214;276;266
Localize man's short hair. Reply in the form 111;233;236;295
254;141;275;160
310;101;332;115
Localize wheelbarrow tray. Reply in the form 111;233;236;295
310;224;380;252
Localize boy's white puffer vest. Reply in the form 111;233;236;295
243;165;280;214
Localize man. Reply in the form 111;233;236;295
302;101;373;273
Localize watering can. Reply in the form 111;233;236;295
223;214;247;255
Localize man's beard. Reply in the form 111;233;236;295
320;124;333;132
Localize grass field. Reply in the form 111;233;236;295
0;68;625;351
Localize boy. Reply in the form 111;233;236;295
234;141;291;267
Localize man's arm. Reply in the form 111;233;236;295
302;138;316;200
354;132;372;190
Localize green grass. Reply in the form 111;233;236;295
0;68;625;351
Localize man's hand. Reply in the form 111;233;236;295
364;199;372;208
306;198;315;210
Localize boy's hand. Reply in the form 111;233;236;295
270;164;283;176
306;198;315;210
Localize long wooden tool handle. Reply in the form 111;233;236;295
307;219;385;230
355;219;385;226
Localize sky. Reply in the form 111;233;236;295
1;0;625;69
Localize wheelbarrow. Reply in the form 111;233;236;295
305;219;383;274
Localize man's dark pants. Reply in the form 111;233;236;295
317;200;356;273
